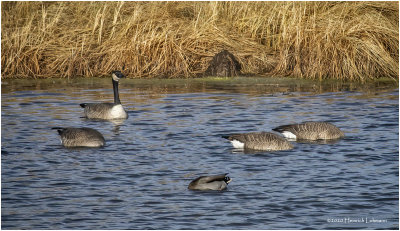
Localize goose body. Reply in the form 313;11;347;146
188;173;231;191
273;122;344;140
80;103;127;120
52;127;105;147
223;132;293;151
80;71;128;120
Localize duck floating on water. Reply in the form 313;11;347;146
222;132;293;151
273;122;344;140
52;127;105;147
80;70;128;120
188;173;232;191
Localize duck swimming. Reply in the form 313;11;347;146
80;70;128;120
52;127;105;147
273;122;344;140
222;132;293;151
188;173;232;191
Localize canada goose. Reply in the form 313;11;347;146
52;127;105;147
188;173;231;191
80;70;128;120
272;121;344;140
222;132;293;151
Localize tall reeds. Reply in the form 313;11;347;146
1;1;398;81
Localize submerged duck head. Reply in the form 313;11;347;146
188;173;232;191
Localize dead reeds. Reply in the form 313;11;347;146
1;1;398;81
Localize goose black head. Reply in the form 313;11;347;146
224;176;232;184
111;70;125;81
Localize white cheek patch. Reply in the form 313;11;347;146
230;140;245;149
112;73;120;81
282;131;297;140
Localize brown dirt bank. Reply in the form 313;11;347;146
1;1;399;82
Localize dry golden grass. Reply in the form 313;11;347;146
1;1;398;81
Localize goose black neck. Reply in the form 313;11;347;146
112;79;121;105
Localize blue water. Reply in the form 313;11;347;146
1;78;399;229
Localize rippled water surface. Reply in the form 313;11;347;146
2;77;399;229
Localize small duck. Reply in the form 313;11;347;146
52;127;105;147
188;173;232;191
273;121;344;140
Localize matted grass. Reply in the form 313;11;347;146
1;1;398;81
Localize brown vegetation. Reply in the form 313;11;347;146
1;1;398;81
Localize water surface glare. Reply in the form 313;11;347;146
1;77;398;229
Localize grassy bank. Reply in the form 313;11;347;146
1;1;399;81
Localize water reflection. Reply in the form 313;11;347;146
80;118;127;135
2;77;397;96
294;138;344;145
